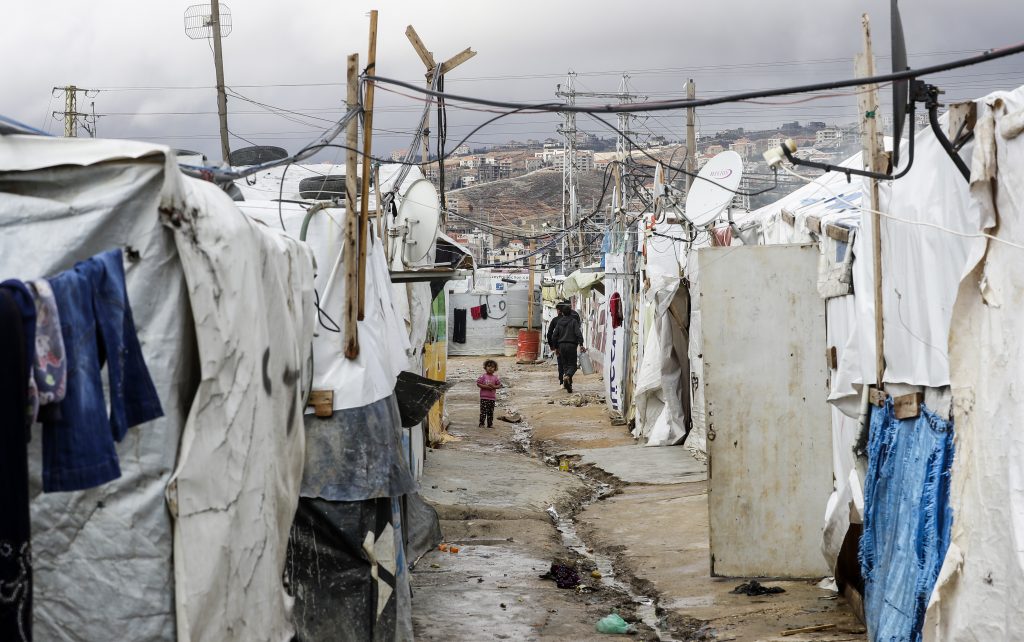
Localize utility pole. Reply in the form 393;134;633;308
344;53;361;360
185;2;233;162
557;74;645;271
527;226;536;332
556;72;579;274
685;78;696;194
52;85;98;137
210;0;231;164
357;9;379;321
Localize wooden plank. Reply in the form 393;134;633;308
357;10;379;322
405;25;436;71
826;346;838;370
344;53;361;360
806;215;821;234
893;391;924;419
868;387;889;407
824;224;851;244
439;47;477;75
307;390;335;417
781;209;795;226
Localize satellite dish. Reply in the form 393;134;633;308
684;151;743;226
891;0;909;168
390;179;440;269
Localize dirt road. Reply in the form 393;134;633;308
412;356;865;641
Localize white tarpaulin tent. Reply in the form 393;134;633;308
0;134;317;641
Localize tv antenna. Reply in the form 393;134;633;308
684;151;744;226
185;2;233;164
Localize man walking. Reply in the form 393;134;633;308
548;304;585;392
547;301;581;385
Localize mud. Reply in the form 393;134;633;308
413;356;864;641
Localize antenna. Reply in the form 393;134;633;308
684;151;744;226
890;0;909;168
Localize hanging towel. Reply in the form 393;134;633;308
453;308;467;343
609;292;623;329
480;304;488;320
469;305;482;320
711;225;733;247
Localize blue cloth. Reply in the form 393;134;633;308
860;398;954;642
43;250;163;492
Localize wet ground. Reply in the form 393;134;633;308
411;356;866;641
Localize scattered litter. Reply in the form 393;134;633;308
430;563;440;568
500;603;507;610
596;612;634;634
547;400;555;404
590;570;602;579
498;412;522;423
438;544;449;552
449;546;460;554
477;578;484;583
558;458;571;472
559;392;605;407
539;563;581;589
780;623;836;636
730;580;786;596
816;577;838;592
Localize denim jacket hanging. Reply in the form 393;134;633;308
43;249;163;492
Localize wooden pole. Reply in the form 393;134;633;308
857;14;886;387
527;230;536;332
685;79;696;194
357;10;378;321
344;53;361;360
211;0;231;164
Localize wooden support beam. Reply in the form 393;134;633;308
781;210;795;226
307;390;335;417
357;10;379;321
439;47;477;76
824;224;851;244
893;391;924;419
344;53;361;360
868;386;889;407
826;346;838;370
806;215;822;234
405;25;436;71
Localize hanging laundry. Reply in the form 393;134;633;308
609;292;623;329
25;279;66;424
711;225;733;247
452;308;467;344
469;305;482;320
42;249;164;492
480;303;488;320
0;281;36;642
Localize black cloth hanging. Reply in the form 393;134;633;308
452;308;467;344
480;304;488;320
0;282;36;642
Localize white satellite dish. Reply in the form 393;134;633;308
390;178;440;269
684;150;743;226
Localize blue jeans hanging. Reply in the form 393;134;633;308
43;249;163;492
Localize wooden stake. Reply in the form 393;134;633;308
357;10;378;321
857;13;886;388
344;53;361;360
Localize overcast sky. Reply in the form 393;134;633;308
5;1;1023;161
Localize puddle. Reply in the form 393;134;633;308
546;489;679;641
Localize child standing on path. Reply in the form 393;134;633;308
476;359;502;428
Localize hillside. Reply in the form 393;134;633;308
445;168;610;232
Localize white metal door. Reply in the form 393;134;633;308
699;244;832;578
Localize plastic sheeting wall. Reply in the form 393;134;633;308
447;291;508;356
924;88;1024;642
699;244;832;577
0;148;191;641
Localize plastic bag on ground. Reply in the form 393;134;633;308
596;612;632;634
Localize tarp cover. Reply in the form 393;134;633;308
164;178;315;642
1;136;191;641
860;400;954;642
924;87;1024;642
